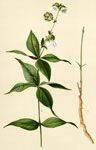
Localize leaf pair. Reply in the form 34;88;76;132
5;58;40;94
6;83;70;117
16;58;40;86
4;117;77;131
35;56;71;82
6;84;57;116
26;30;71;67
6;82;70;117
7;30;71;64
35;53;71;81
5;58;71;117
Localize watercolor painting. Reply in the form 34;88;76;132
0;0;96;150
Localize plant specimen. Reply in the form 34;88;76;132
77;27;94;144
4;2;77;148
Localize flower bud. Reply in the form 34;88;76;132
52;2;59;10
43;12;53;21
60;5;67;13
52;2;67;13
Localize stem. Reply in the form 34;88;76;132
77;27;94;144
39;47;45;57
38;99;42;147
50;9;60;33
80;27;84;92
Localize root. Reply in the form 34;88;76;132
77;82;94;144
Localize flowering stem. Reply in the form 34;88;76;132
40;9;60;57
50;9;60;33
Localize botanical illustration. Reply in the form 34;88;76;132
4;2;77;148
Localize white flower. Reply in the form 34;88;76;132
61;7;67;14
50;40;57;47
45;40;57;48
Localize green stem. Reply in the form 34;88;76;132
38;99;42;147
50;9;60;33
39;47;45;58
80;27;85;93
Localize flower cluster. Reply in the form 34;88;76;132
43;12;53;22
43;2;67;48
44;32;56;48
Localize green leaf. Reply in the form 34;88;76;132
41;38;47;49
16;58;40;86
36;87;53;109
42;117;77;128
47;83;71;90
26;30;40;57
42;117;66;128
36;87;57;116
39;82;71;90
28;55;38;60
4;118;39;131
41;38;44;47
40;81;48;86
7;50;28;56
42;54;71;64
35;59;51;81
67;122;78;128
5;82;36;94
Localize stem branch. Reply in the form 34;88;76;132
77;27;94;144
